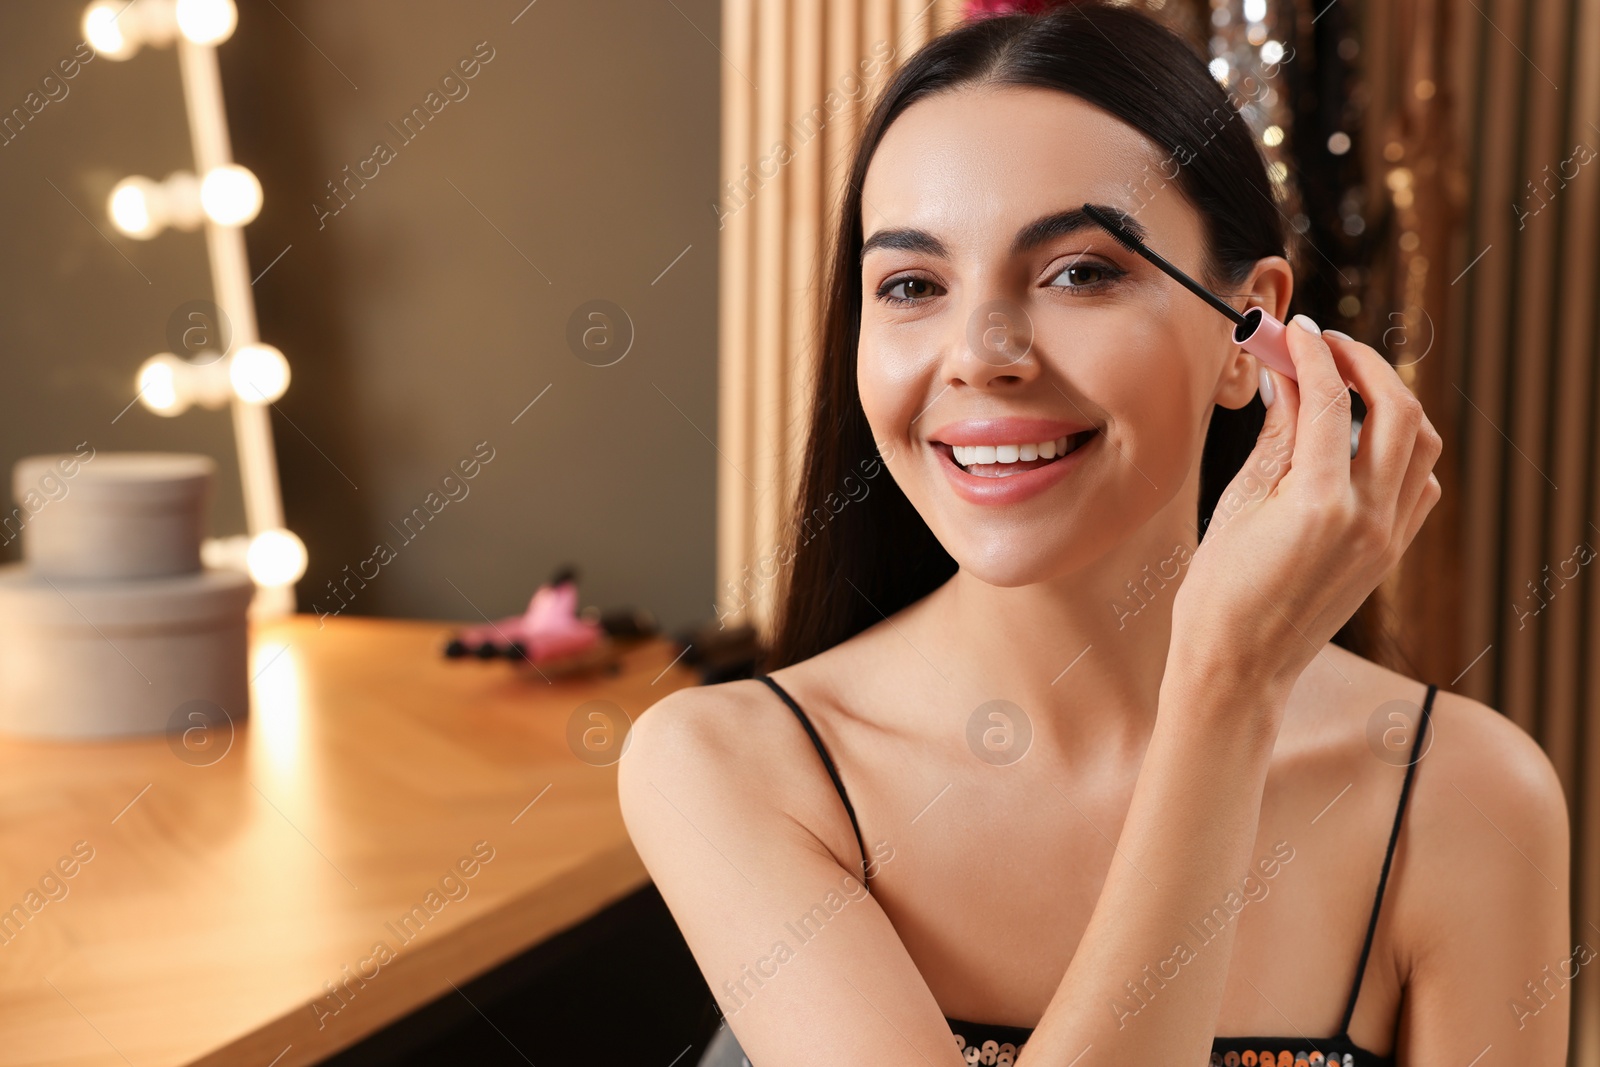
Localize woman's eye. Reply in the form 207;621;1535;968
1049;262;1124;291
875;276;942;306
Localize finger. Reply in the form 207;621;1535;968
1323;332;1424;517
1203;363;1302;547
1397;470;1442;555
1252;363;1300;493
1282;315;1353;488
1390;414;1443;552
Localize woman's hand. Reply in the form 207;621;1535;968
1169;315;1443;701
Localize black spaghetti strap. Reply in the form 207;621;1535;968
756;674;872;886
1337;681;1438;1036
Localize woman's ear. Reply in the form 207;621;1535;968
1213;255;1294;410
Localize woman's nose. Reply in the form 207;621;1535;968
944;296;1043;387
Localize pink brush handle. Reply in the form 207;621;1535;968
1233;307;1299;383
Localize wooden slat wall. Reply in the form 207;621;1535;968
1438;0;1600;1062
1363;0;1465;686
716;0;963;634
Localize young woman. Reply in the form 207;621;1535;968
620;6;1571;1065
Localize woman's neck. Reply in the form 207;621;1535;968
913;517;1202;764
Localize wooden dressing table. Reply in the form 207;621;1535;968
0;615;698;1066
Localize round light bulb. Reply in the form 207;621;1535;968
175;0;237;45
137;354;186;415
83;2;136;59
199;164;262;226
229;343;290;403
247;529;307;587
109;176;163;239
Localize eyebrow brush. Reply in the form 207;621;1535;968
1081;203;1297;383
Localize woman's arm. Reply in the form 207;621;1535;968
1393;691;1571;1066
619;681;970;1066
1011;322;1445;1065
1013;654;1290;1065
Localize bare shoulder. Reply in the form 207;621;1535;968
1319;648;1571;960
619;676;794;805
617;669;869;867
1317;644;1565;812
1403;683;1569;877
1333;664;1575;1062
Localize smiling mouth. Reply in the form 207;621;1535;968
939;429;1097;477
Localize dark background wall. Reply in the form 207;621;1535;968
1;0;721;634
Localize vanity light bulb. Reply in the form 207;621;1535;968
247;529;307;587
174;0;237;46
109;177;163;239
200;165;262;226
137;355;186;416
229;344;290;403
83;1;137;59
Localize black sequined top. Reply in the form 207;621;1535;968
755;674;1439;1067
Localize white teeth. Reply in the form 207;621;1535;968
951;433;1088;468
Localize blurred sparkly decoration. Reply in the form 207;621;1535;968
1160;1;1382;344
958;0;1380;344
1204;0;1381;340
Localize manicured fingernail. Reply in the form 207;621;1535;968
1323;329;1354;341
1291;314;1322;336
1258;366;1275;408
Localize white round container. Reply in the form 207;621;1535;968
11;452;214;580
0;563;253;739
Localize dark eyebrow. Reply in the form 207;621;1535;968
859;227;949;262
860;203;1148;264
1013;204;1149;254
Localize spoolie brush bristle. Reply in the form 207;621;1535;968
1082;203;1144;252
1080;201;1251;330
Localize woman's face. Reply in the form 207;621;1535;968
857;85;1276;587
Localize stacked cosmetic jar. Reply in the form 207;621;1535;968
0;453;253;739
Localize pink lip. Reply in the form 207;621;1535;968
926;417;1096;447
932;430;1097;506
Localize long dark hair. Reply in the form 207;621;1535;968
762;1;1402;673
